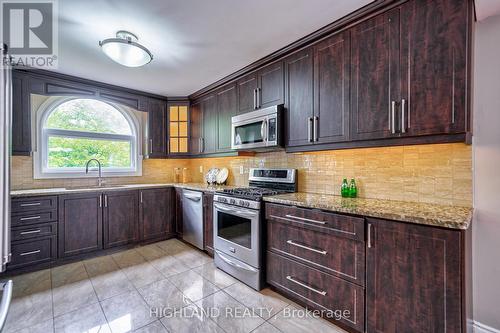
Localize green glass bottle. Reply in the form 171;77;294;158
341;178;349;197
348;178;358;198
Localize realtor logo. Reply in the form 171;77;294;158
1;0;58;68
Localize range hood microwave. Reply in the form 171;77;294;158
231;105;283;150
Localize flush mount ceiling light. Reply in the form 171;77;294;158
99;31;153;67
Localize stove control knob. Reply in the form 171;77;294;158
230;199;236;204
244;201;250;207
239;200;245;206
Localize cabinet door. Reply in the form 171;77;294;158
140;188;174;241
190;100;202;155
284;47;314;147
12;72;31;156
103;190;139;248
400;0;468;136
366;218;462;333
175;188;183;236
148;99;167;158
203;193;214;255
237;73;258;114
58;193;103;257
216;84;237;152
201;94;217;154
257;61;284;108
313;31;350;143
350;9;401;141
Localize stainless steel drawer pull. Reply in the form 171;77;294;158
286;276;327;296
20;202;41;207
20;250;41;256
20;230;41;235
401;99;406;133
285;214;326;225
19;216;41;221
391;101;396;134
287;240;327;255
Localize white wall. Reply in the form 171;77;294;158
473;12;500;332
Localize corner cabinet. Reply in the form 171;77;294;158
58;192;103;258
139;187;175;241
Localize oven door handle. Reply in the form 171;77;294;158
215;250;258;273
214;203;258;219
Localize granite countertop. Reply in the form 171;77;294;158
10;182;237;197
264;192;473;230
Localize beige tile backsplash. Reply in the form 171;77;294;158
11;143;472;207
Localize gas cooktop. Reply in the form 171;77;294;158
218;187;281;201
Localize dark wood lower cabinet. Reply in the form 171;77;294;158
58;192;103;258
140;187;175;241
203;193;214;255
103;190;139;248
175;188;183;236
366;218;462;333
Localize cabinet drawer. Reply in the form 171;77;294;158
268;220;365;285
267;251;364;333
9;236;57;269
265;203;364;241
11;196;58;213
11;223;57;241
11;210;57;226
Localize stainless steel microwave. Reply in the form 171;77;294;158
231;105;283;150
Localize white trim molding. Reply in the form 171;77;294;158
33;96;143;179
474;321;500;333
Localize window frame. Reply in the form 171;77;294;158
33;96;143;179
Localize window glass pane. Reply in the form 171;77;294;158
179;138;188;153
47;136;131;168
46;99;132;135
179;122;188;137
170;106;179;121
170;122;179;137
170;138;179;153
179;106;188;121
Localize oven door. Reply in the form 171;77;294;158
213;202;260;268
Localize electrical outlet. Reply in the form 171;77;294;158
199;165;203;173
240;165;244;174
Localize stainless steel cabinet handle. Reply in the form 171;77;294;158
20;229;41;235
367;223;373;248
287;240;327;255
314;116;319;142
149;139;153;154
20;249;41;256
253;89;257;109
200;138;204;153
391;101;396;134
285;214;326;225
199;138;202;153
307;117;313;142
286;276;327;296
19;216;41;221
104;195;108;208
257;87;261;108
140;192;143;203
99;195;102;208
401;99;406;133
20;202;41;207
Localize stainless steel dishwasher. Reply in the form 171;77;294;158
182;189;204;249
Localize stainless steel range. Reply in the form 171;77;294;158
213;168;297;290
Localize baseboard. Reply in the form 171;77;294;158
474;321;500;333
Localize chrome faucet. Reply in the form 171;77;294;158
85;159;103;187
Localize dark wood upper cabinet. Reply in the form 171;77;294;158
103;190;139;248
12;72;31;156
140;187;174;241
257;61;284;109
313;31;350;143
216;84;237;152
236;73;258;114
284;47;314;147
189;100;202;155
400;0;468;136
366;218;462;333
148;99;167;158
58;192;103;258
350;8;401;141
201;94;217;154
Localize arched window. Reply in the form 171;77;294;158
34;98;142;178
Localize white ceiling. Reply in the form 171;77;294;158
53;0;372;96
475;0;500;21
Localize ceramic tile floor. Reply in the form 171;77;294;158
3;239;347;333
